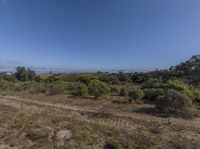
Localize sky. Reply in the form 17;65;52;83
0;0;200;71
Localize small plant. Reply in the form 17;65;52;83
106;140;121;149
9;119;23;129
72;124;96;145
102;125;120;135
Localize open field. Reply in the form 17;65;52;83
0;93;200;149
1;56;200;148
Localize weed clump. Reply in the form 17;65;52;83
72;124;96;145
105;140;121;149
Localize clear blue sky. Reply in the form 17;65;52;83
0;0;200;70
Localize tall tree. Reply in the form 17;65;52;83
15;67;36;81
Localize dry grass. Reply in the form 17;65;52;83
0;94;200;148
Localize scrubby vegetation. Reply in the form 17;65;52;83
1;55;200;148
88;80;111;98
1;55;200;113
105;140;121;149
120;86;144;102
156;90;192;116
143;88;165;101
70;82;88;97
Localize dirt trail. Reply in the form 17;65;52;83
0;96;136;131
0;96;200;131
0;97;40;113
4;96;97;113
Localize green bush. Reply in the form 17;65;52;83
106;140;121;149
190;87;200;102
111;86;119;93
45;82;66;95
46;75;59;83
128;87;144;102
120;87;129;97
143;78;164;88
99;74;119;84
20;81;39;90
166;80;188;91
144;88;165;101
166;80;194;100
0;80;15;91
71;83;88;97
118;71;131;82
166;80;200;103
0;73;16;81
143;79;199;102
120;86;144;102
77;77;91;85
28;82;45;93
88;80;111;98
15;81;46;93
156;90;192;115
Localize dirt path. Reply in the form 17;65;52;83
0;96;136;131
0;96;200;131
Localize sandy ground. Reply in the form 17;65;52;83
0;95;200;149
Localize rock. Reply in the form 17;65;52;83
57;130;72;140
0;145;9;149
56;130;72;149
26;128;49;141
0;144;17;149
0;128;6;138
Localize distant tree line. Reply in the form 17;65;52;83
6;55;200;85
